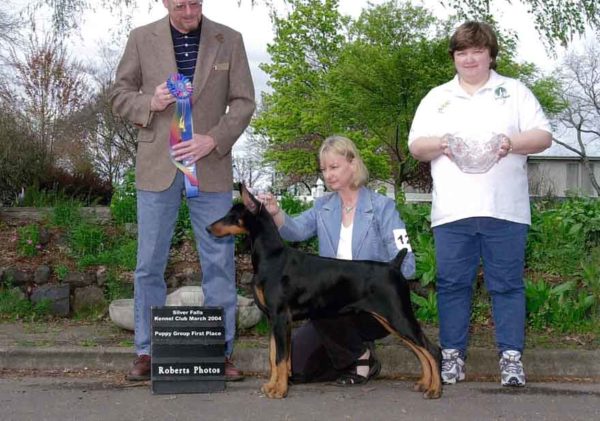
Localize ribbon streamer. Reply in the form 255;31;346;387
167;73;199;198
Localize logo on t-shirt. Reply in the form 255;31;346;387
438;99;451;114
494;86;510;102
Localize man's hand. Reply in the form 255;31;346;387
171;134;216;164
150;82;176;112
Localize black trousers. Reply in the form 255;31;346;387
290;312;389;383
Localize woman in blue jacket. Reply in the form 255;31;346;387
260;135;415;385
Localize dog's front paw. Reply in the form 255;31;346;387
423;387;442;399
413;381;428;393
261;382;275;395
261;382;288;399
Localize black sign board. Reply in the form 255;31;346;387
151;306;225;394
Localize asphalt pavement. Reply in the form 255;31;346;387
0;320;598;381
1;320;599;420
1;375;599;421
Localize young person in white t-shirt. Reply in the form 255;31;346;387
409;21;552;387
259;135;415;385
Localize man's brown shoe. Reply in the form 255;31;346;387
127;355;151;381
225;357;244;382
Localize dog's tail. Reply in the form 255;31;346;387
391;248;423;289
390;248;408;272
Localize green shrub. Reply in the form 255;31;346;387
104;271;134;302
17;224;41;257
580;247;600;318
250;317;269;336
410;290;438;323
0;287;52;321
72;305;106;320
398;203;435;287
21;185;71;207
471;287;492;325
279;192;312;215
525;277;597;332
279;193;318;253
172;199;193;245
55;264;69;281
110;169;137;224
78;237;137;270
69;223;107;258
413;233;436;287
527;197;599;276
51;200;82;227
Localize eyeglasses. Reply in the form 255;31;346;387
172;1;202;12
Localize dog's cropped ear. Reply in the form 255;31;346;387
240;183;260;215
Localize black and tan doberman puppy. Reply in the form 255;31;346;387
207;184;442;399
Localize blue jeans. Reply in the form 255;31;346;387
134;172;236;357
433;217;528;357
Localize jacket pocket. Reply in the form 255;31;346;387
212;62;230;71
138;127;155;143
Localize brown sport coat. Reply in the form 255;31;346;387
111;16;255;192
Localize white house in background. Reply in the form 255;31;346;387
527;155;600;197
280;149;600;202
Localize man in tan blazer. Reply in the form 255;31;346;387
111;0;255;382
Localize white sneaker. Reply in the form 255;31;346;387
499;350;526;387
441;348;465;385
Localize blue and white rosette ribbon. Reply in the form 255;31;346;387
167;73;199;198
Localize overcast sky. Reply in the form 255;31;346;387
71;0;557;103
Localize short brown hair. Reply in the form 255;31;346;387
449;21;499;69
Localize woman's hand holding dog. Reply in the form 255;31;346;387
257;193;285;228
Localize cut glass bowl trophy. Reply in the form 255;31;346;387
446;133;504;174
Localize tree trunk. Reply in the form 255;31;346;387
583;157;600;196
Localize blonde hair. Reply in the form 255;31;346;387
319;135;369;188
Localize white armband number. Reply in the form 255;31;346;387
393;228;412;253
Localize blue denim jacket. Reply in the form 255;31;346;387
279;187;416;279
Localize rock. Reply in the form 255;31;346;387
124;223;137;236
181;268;202;286
2;267;31;286
239;272;254;285
10;287;26;300
96;266;108;287
38;227;51;245
30;284;70;316
108;287;263;331
34;265;51;285
109;287;206;331
166;274;179;290
237;296;263;330
237;295;254;306
109;299;134;330
72;285;107;314
166;286;204;306
64;272;95;289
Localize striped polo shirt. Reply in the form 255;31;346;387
170;23;201;83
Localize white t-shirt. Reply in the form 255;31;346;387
336;222;353;260
408;71;552;227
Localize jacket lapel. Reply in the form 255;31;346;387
193;17;221;102
151;16;178;79
352;187;374;258
321;194;342;258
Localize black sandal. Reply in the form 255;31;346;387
335;355;382;386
